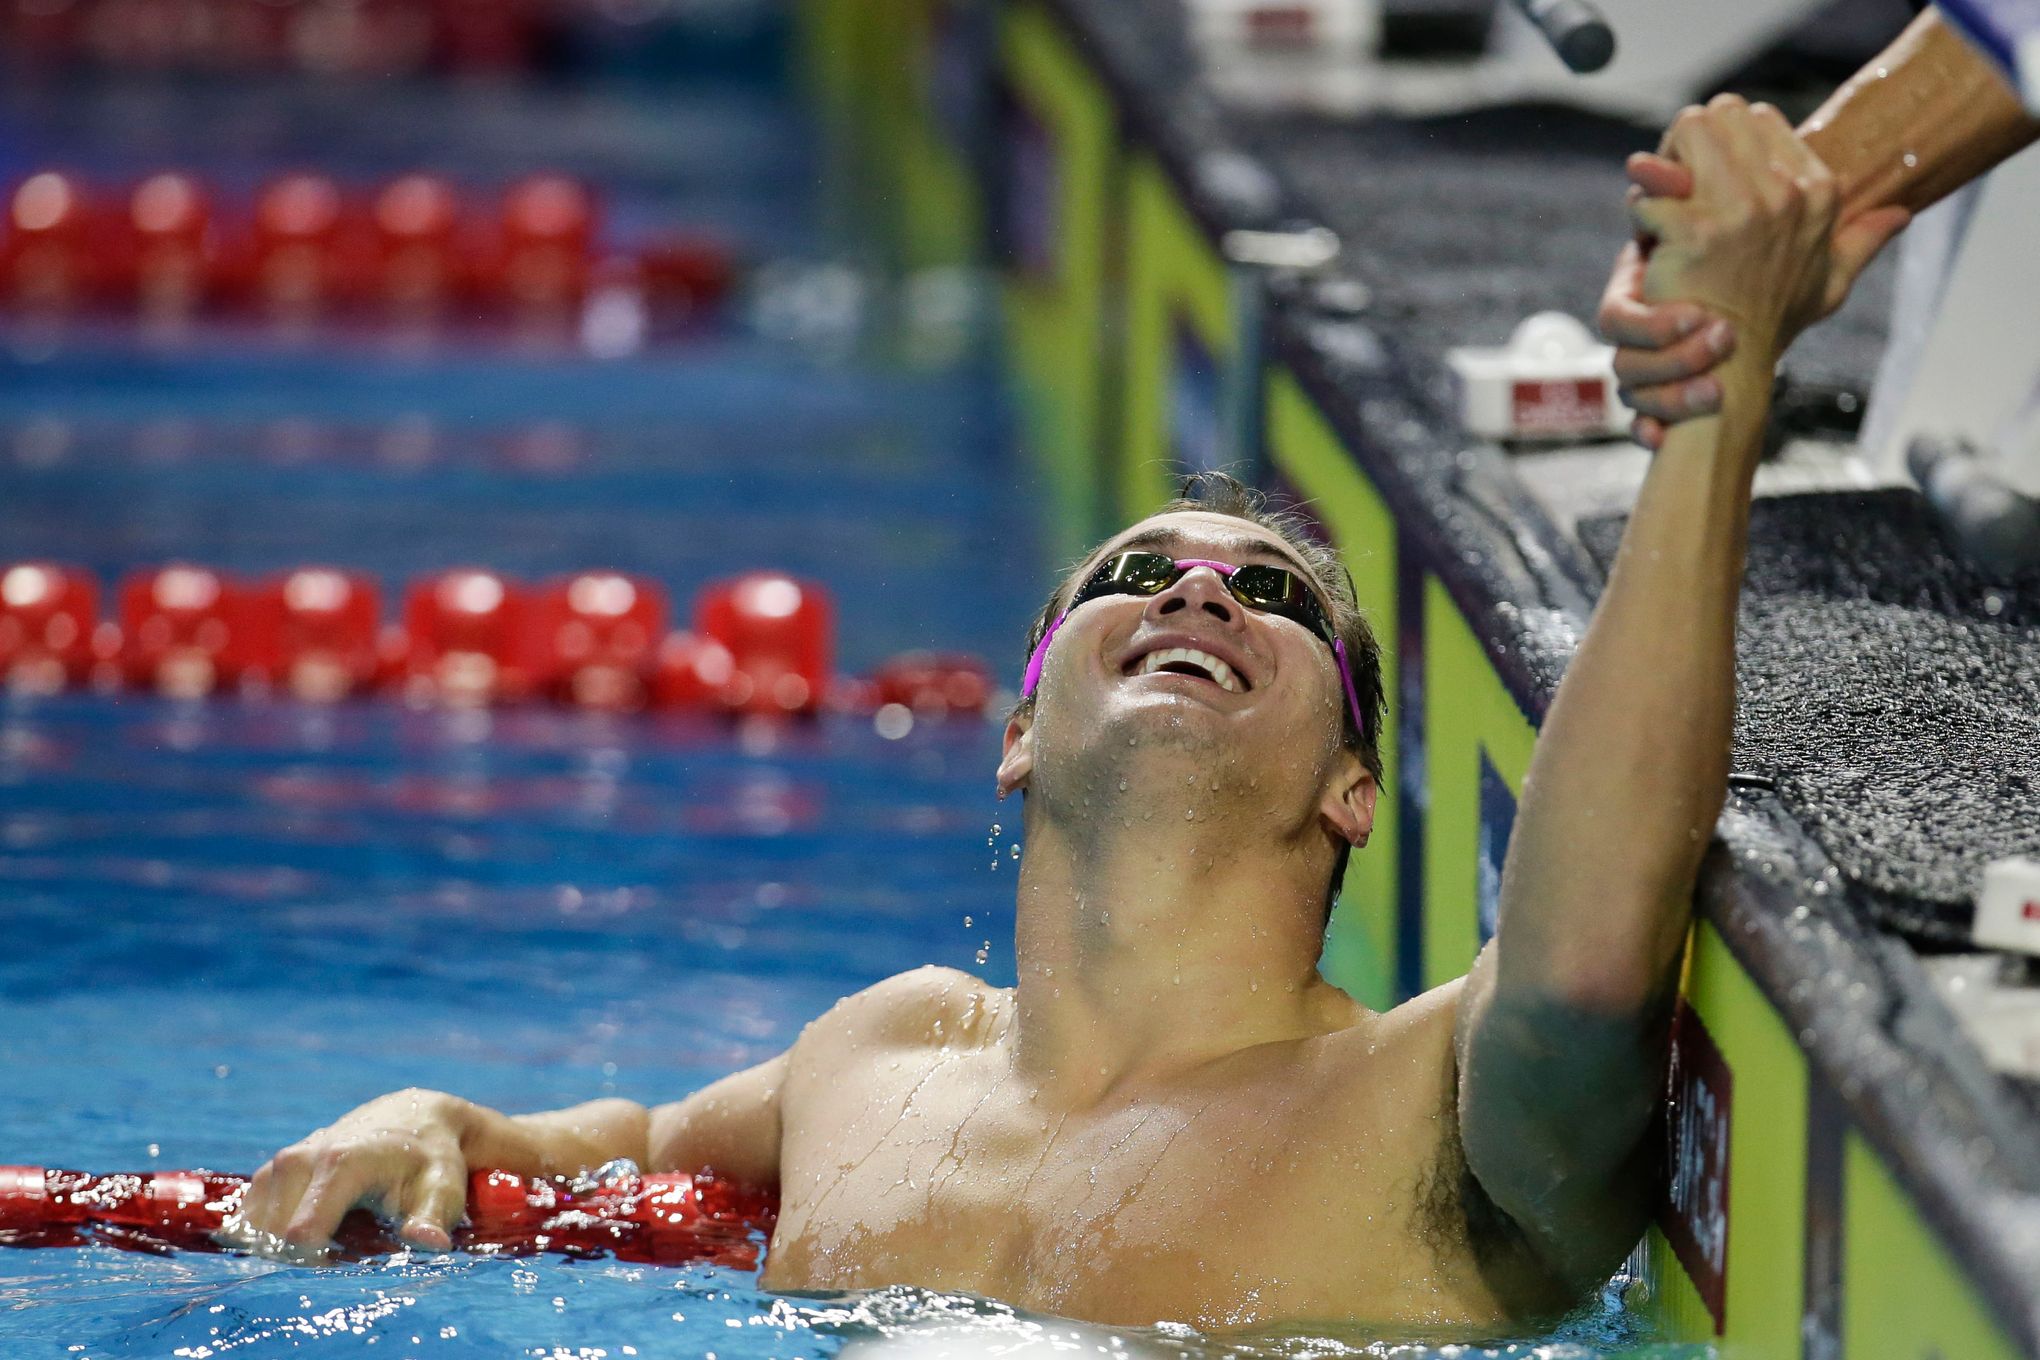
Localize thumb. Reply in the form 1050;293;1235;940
1825;205;1911;314
395;1159;467;1250
1626;152;1694;201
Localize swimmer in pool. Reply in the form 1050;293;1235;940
236;101;1840;1331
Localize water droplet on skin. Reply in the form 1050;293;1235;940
1117;779;1128;792
1902;151;1919;168
1184;807;1195;820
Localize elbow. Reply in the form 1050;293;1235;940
1507;890;1696;1018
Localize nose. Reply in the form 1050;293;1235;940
1148;565;1238;627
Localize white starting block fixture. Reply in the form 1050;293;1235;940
1447;311;1631;442
1973;856;2040;956
1186;0;1386;114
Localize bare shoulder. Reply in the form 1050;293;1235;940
792;965;1005;1062
1316;974;1469;1082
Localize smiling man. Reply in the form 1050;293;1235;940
238;99;1833;1334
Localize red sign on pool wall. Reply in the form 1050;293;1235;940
1660;999;1733;1333
1510;378;1607;435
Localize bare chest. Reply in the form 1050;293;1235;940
763;1051;1493;1329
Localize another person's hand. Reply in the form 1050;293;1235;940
1599;115;1908;446
230;1088;472;1258
1633;96;1847;348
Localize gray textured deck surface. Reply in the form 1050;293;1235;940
1581;491;2040;942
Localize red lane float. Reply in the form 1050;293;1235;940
241;172;365;320
0;1165;777;1267
118;565;254;699
529;570;667;711
123;171;214;317
0;559;990;720
371;172;464;317
869;651;994;717
244;567;384;702
696;573;833;717
400;568;532;706
0;562;111;694
495;174;599;315
3;168;729;330
4;171;102;310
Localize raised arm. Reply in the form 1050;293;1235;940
235;1057;784;1256
1603;6;2040;445
1454;97;1840;1294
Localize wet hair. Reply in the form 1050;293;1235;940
1012;471;1387;927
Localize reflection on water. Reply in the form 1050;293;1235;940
2;1253;1703;1360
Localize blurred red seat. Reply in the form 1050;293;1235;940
694;573;833;716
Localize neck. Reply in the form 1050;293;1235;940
1005;790;1354;1107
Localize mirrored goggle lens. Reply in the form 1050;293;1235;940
1076;552;1178;604
1225;563;1307;609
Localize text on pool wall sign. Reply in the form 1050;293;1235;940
1660;999;1733;1334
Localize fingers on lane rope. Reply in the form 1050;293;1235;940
281;1148;380;1256
394;1156;467;1251
240;1143;315;1239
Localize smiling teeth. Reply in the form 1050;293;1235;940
1135;647;1243;694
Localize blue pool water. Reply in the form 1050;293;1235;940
0;41;1699;1360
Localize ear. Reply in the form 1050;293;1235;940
995;712;1035;798
1318;749;1376;849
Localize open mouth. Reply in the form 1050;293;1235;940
1126;646;1247;695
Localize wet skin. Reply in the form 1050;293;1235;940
759;965;1509;1329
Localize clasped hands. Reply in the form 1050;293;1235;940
1597;94;1912;446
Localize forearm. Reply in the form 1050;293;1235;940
1497;350;1774;1011
1802;8;2040;217
455;1095;652;1176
